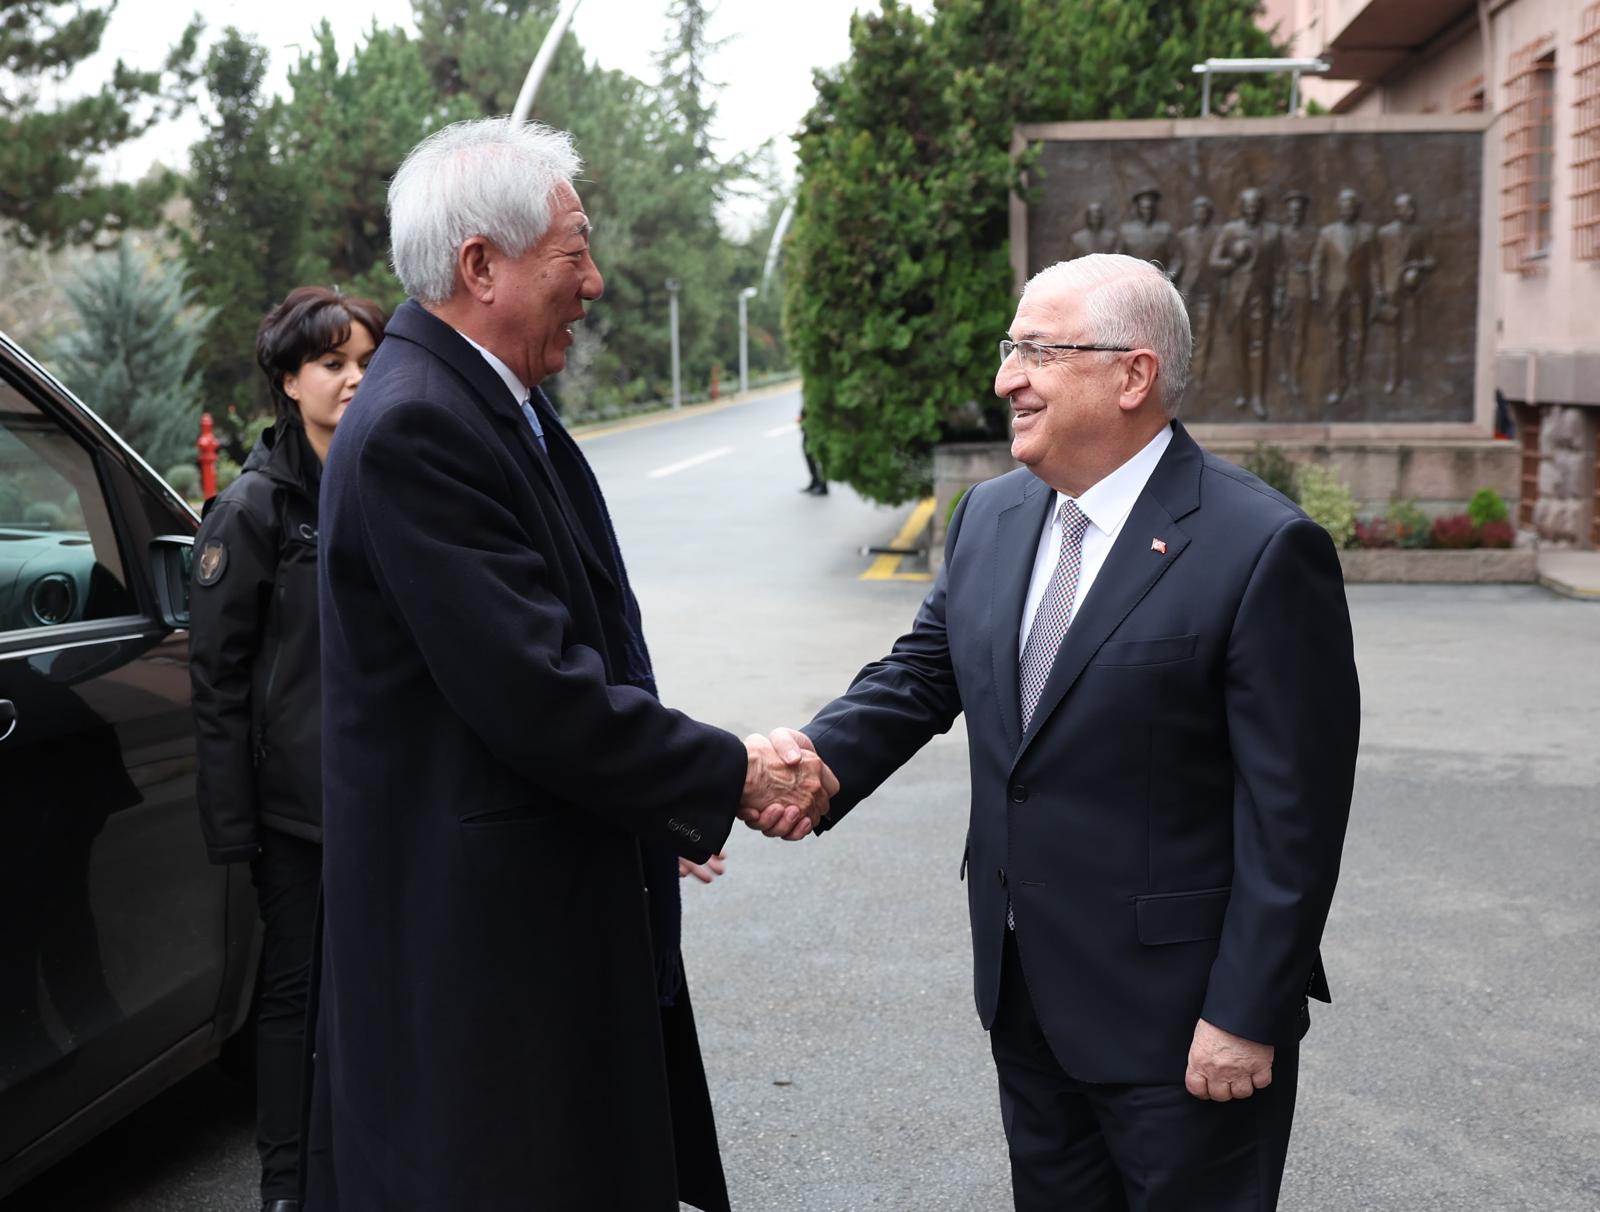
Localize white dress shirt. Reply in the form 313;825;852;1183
459;332;530;406
1018;424;1174;653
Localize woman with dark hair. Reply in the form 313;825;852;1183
188;286;385;1212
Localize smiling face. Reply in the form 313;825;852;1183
282;323;378;447
994;290;1125;494
494;181;604;385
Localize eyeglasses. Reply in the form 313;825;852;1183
999;339;1135;369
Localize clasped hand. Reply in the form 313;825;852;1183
738;727;836;841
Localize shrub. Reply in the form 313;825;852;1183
1385;499;1432;549
946;486;968;527
164;463;201;500
1467;488;1509;529
1241;443;1298;503
1478;519;1514;549
1430;514;1479;549
1353;517;1395;548
1294;464;1356;549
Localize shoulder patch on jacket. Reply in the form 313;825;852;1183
196;539;228;586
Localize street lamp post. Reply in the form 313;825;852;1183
666;278;682;410
511;0;586;125
738;286;758;396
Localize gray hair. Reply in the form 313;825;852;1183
1023;254;1193;414
388;118;583;304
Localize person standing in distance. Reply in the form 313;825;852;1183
189;286;386;1212
748;255;1359;1210
306;118;835;1212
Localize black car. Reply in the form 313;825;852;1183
0;331;258;1198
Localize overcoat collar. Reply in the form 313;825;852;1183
383;300;619;600
990;420;1203;767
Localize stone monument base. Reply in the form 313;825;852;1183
930;433;1521;572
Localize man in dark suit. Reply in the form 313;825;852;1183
308;118;834;1212
748;254;1359;1209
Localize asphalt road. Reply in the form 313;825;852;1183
8;385;1598;1210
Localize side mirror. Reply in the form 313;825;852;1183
150;535;194;630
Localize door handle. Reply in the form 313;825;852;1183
0;699;15;744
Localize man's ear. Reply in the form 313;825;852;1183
1118;351;1160;413
456;237;496;304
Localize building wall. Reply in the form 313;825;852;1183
1260;0;1600;546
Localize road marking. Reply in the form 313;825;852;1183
861;497;936;582
572;379;800;443
765;422;798;437
647;447;734;479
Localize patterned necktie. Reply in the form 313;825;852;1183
1019;498;1091;732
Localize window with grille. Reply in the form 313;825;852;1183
1502;38;1557;272
1575;3;1600;261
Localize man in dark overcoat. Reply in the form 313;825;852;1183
748;255;1359;1209
305;118;834;1212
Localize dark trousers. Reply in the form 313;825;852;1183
251;829;321;1203
990;931;1299;1211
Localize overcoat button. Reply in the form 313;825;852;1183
1010;784;1028;803
997;867;1007;887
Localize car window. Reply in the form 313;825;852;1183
0;382;137;633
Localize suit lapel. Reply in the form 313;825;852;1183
1012;422;1203;766
385;301;619;600
990;476;1053;753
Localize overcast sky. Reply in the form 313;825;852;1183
62;0;927;207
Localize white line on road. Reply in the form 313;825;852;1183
647;447;734;479
764;423;799;438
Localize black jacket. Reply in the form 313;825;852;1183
305;301;744;1212
189;423;325;863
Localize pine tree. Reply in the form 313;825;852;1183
281;21;476;303
180;30;305;425
49;239;213;470
0;0;200;247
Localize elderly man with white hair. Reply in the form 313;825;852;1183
750;254;1361;1210
307;118;835;1212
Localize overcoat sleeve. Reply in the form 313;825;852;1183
1203;516;1360;1043
350;397;746;857
188;497;275;863
805;490;970;831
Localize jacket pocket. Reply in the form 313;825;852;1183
1134;885;1230;945
1094;634;1199;667
459;803;560;828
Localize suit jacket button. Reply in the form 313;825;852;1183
997;867;1007;887
1010;784;1028;803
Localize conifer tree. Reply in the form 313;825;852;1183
50;239;212;470
0;0;200;246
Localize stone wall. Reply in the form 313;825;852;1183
1533;405;1599;549
1193;434;1520;516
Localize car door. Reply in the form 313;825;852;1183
0;357;227;1166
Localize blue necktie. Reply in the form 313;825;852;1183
519;395;547;452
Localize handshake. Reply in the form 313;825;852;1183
737;727;838;841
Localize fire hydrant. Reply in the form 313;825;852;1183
197;413;219;500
